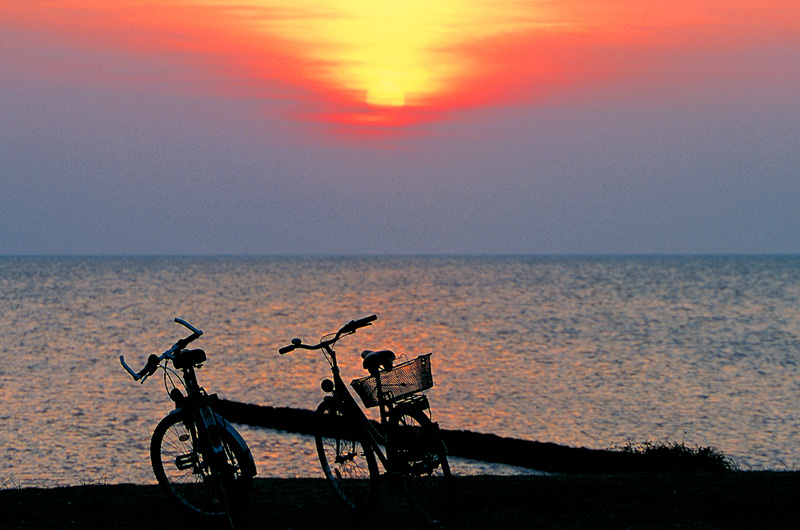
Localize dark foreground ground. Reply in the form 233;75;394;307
3;473;800;530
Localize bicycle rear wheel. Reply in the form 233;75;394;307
315;399;379;512
150;410;252;519
389;407;454;528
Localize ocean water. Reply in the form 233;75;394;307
2;256;800;487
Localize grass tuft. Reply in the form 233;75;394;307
612;439;737;472
1;475;21;489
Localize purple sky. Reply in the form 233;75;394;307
1;1;799;255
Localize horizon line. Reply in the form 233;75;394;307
2;253;799;259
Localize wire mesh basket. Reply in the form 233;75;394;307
351;353;433;408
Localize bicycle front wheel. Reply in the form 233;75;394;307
389;407;454;528
315;399;379;512
150;410;252;518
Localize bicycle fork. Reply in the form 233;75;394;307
181;405;239;528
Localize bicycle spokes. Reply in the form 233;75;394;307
334;440;360;464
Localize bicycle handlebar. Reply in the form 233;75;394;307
120;318;204;383
278;314;377;355
341;314;378;334
278;339;301;355
174;317;201;335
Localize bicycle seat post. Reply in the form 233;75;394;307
376;371;393;426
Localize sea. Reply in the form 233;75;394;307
2;255;800;487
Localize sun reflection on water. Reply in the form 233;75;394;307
2;256;800;485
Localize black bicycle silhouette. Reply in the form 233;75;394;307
279;315;453;528
120;318;256;528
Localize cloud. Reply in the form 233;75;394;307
5;0;796;138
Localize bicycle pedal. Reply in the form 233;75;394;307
174;453;198;470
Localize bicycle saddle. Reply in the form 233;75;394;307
361;349;395;375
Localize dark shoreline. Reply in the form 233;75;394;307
6;402;785;528
215;400;730;473
5;473;800;529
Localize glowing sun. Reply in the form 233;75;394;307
366;80;405;107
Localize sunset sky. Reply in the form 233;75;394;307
1;0;799;255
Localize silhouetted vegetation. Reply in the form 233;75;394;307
612;439;737;472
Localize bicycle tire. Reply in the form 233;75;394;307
315;399;380;512
389;406;454;528
150;410;253;519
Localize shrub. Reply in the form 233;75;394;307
612;439;737;472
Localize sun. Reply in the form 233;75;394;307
366;80;405;107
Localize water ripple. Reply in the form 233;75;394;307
2;255;800;486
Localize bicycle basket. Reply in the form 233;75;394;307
351;353;433;408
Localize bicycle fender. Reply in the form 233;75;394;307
214;412;258;479
161;408;258;479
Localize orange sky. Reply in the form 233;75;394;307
3;0;799;136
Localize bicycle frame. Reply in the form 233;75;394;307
122;324;231;467
120;318;256;526
281;315;453;528
173;365;232;470
314;329;433;475
325;346;393;468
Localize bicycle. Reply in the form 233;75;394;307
120;318;257;528
279;315;453;528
